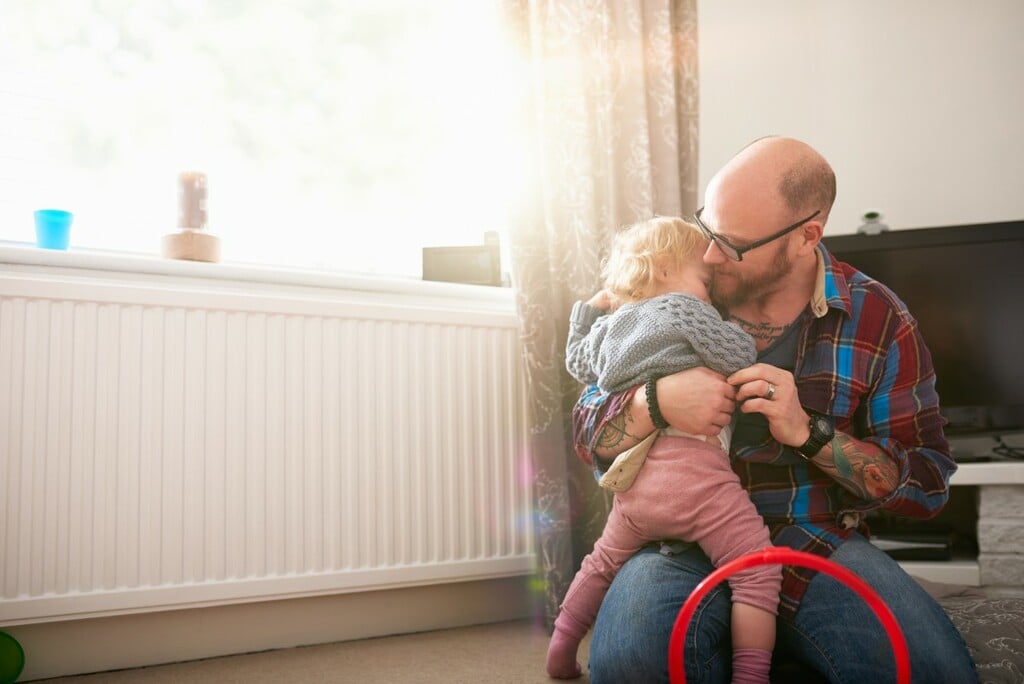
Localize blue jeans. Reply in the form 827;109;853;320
588;535;978;683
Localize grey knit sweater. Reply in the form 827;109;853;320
565;293;757;393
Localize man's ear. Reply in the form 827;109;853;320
799;221;824;254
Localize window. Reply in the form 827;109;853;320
0;1;524;279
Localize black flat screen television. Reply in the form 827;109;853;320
823;221;1024;436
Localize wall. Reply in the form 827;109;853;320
698;0;1024;233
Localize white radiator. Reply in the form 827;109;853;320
0;257;533;625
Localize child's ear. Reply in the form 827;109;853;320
653;256;674;282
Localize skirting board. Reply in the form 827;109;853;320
6;576;536;681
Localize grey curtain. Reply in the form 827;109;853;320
503;0;700;625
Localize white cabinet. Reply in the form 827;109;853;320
899;462;1024;586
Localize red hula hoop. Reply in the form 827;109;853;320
667;547;910;684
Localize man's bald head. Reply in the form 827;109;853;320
713;136;837;224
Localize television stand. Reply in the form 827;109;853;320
948;430;1024;463
896;459;1024;589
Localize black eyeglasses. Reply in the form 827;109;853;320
693;207;821;261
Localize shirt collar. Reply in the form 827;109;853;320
811;243;852;319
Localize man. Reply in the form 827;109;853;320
572;137;977;682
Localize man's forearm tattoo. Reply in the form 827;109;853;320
820;432;899;500
831;436;853;479
597;412;637;450
596;407;645;453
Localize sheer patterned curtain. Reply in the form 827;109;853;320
503;0;699;625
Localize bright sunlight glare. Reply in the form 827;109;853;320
0;1;528;279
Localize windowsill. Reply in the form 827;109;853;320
0;241;514;305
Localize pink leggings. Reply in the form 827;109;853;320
560;435;781;630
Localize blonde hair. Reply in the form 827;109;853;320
602;216;708;305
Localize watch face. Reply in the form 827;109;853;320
798;413;834;459
813;415;833;437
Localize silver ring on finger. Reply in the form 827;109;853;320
765;382;776;401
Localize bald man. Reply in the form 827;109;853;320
572;137;977;682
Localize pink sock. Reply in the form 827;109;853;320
546;626;582;679
731;648;772;684
545;611;588;679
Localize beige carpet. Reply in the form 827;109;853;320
37;620;592;684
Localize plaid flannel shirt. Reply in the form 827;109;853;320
572;244;957;618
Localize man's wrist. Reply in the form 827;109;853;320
781;409;814;450
628;384;657;436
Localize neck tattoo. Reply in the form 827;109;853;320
729;314;789;345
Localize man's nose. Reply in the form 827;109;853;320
703;241;726;264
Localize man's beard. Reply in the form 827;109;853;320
709;244;793;313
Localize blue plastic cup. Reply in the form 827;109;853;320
34;209;74;250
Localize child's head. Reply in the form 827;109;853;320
602;216;710;305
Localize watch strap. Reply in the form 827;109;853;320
797;412;833;459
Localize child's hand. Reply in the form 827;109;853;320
586;289;614;311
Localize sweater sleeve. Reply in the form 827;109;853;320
672;298;757;376
564;301;609;385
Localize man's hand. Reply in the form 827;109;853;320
593;367;736;462
654;367;736;436
729;363;900;500
728;363;810;447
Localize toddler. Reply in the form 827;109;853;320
548;216;781;683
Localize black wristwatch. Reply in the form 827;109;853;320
796;412;834;460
